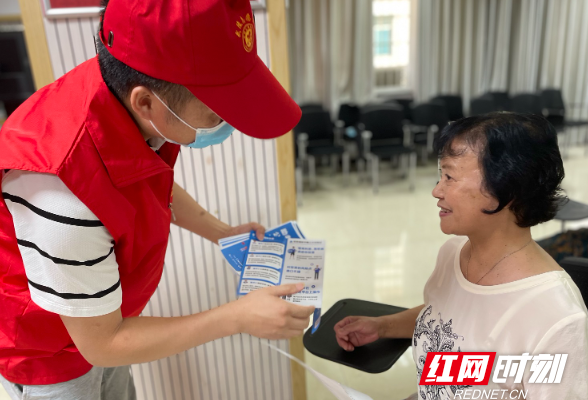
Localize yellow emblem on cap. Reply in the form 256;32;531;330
235;13;255;53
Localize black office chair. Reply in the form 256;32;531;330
540;89;588;129
337;103;361;127
299;103;325;113
431;94;464;121
293;110;350;190
356;104;403;180
0;27;35;117
411;101;450;163
470;94;496;116
384;98;414;122
303;299;412;373
487;91;512;111
539;89;566;130
510;94;543;116
559;257;588;306
554;198;588;232
539;89;588;157
360;105;417;193
361;103;398;112
335;103;363;173
336;103;362;141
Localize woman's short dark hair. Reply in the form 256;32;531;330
96;0;192;112
434;112;566;228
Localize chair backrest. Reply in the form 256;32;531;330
538;89;566;129
540;89;565;111
299;103;324;113
360;106;405;142
361;103;403;114
293;110;333;141
431;95;464;121
559;257;588;307
486;91;511;111
411;101;449;130
384;98;414;121
337;103;361;127
510;93;543;115
390;98;414;109
470;95;496;116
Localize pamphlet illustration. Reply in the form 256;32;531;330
220;222;325;333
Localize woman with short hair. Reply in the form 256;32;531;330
335;113;588;400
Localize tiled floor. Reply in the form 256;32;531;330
0;387;8;400
299;142;588;400
1;141;586;400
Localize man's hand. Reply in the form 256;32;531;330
334;316;383;351
233;283;314;339
223;222;266;241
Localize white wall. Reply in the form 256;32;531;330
0;0;20;16
39;8;294;400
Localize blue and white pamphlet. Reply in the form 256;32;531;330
221;227;371;399
219;221;306;274
220;222;325;333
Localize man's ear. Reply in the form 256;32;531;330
128;86;155;121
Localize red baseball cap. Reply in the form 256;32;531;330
101;0;300;139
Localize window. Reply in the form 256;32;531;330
374;17;392;56
373;0;411;90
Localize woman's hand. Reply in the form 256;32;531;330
334;316;383;351
233;283;315;340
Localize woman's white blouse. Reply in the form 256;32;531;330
411;236;588;400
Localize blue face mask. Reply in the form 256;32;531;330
149;91;235;149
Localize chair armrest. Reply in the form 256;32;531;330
296;133;309;160
409;124;427;133
560;257;588;269
333;121;345;146
403;125;413;147
361;130;372;156
427;125;439;154
543;108;565;117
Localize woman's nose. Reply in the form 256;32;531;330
432;181;443;199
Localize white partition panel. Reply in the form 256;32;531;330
39;8;293;400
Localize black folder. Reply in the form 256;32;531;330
303;298;412;374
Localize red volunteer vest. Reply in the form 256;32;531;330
0;57;180;385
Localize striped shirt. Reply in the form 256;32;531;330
1;137;165;317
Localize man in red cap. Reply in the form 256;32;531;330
0;0;309;398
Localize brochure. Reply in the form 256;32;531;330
236;231;325;333
219;221;306;274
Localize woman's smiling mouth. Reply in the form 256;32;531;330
438;205;452;217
